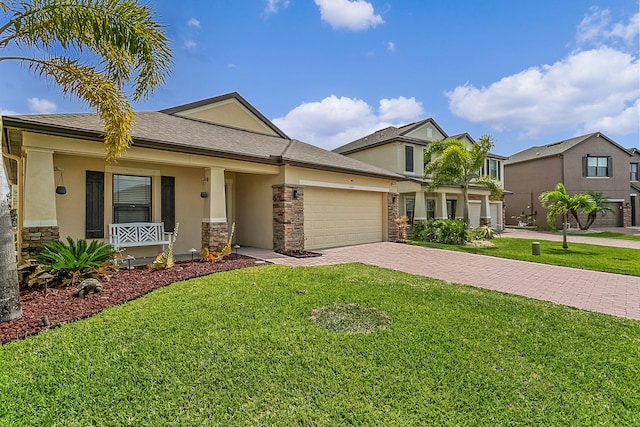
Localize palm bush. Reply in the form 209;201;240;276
35;237;117;287
472;225;496;240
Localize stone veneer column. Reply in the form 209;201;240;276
273;185;304;251
21;226;59;259
387;193;399;241
201;222;229;251
622;204;632;227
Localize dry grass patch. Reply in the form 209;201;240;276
310;303;392;334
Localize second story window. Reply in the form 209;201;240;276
482;158;501;180
631;163;639;181
585;156;610;177
405;145;414;173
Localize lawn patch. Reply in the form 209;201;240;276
310;303;392;334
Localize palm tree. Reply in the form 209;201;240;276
582;192;614;230
0;0;172;323
424;135;500;224
539;183;596;249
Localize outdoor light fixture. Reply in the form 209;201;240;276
233;244;240;257
54;167;67;195
189;247;197;262
292;189;298;199
125;254;135;270
201;177;209;198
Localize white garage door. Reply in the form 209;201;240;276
304;187;383;250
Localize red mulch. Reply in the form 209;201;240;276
0;256;261;345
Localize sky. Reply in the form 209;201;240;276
1;0;638;156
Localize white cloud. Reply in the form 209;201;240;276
265;0;290;14
184;40;197;49
27;98;56;114
187;18;200;28
314;0;384;31
387;41;395;52
1;109;19;116
227;63;237;68
577;7;639;50
273;95;424;149
447;46;639;139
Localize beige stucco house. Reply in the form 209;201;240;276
333;119;506;229
2;92;401;261
504;132;637;228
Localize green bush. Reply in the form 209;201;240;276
471;225;495;240
413;219;469;245
35;237;117;287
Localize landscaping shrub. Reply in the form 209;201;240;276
35;237;117;287
471;225;496;240
412;218;469;245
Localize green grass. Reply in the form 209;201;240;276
572;231;640;241
1;264;638;426
410;237;640;276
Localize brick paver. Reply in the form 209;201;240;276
243;242;640;321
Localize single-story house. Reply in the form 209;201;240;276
2;92;402;261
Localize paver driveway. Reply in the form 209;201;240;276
244;242;640;321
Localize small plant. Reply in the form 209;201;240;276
153;223;179;270
34;237;117;287
394;216;409;241
511;212;536;227
472;225;495;240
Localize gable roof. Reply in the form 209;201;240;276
2;110;400;180
333;118;449;155
506;132;632;165
159;92;289;139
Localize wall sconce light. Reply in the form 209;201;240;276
392;196;396;203
292;189;298;199
201;177;209;198
54;167;67;195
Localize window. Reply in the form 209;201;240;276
584;156;610;177
404;197;415;224
86;171;104;238
113;174;151;223
405;145;414;173
481;158;501;180
427;199;435;219
631;163;639;181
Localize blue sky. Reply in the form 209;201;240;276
1;0;638;156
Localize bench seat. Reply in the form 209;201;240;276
109;222;172;251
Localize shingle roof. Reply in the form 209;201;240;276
333;119;447;154
4;111;400;179
505;133;631;165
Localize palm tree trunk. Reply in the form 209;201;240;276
562;212;568;249
0;166;21;323
462;184;470;225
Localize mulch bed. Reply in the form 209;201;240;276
275;249;322;258
0;256;260;345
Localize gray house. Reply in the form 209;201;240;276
504;132;638;229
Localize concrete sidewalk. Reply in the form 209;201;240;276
241;242;640;321
501;227;640;249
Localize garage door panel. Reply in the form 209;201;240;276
304;187;383;250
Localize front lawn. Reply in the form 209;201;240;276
410;237;640;276
574;231;640;241
1;264;638;426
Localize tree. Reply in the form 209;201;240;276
0;0;172;323
581;192;614;230
539;183;596;249
424;135;501;224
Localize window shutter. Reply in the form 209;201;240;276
405;146;414;172
582;157;587;177
608;157;612;177
161;176;175;232
86;171;104;238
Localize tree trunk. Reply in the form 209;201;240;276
462;184;470;225
562;212;568;249
0;166;21;323
569;209;585;230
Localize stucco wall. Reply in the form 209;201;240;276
235;172;281;249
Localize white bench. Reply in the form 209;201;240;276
109;222;172;251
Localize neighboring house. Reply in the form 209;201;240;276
2;92;402;262
333;120;506;229
504;132;637;229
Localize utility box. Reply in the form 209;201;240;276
532;242;541;256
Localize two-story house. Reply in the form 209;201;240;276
504;132;637;229
333;119;506;229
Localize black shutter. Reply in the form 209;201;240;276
161;176;175;232
405;146;414;172
86;171;104;238
582;157;587;177
608;157;613;177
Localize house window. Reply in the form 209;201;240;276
404;197;415;223
86;171;104;238
584;156;610;177
427;199;435;219
483;158;501;179
405;145;414;173
113;174;152;223
631;163;639;181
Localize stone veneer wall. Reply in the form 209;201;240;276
201;222;229;250
387;193;399;242
622;204;632;227
273;185;304;251
480;217;492;227
21;226;59;259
